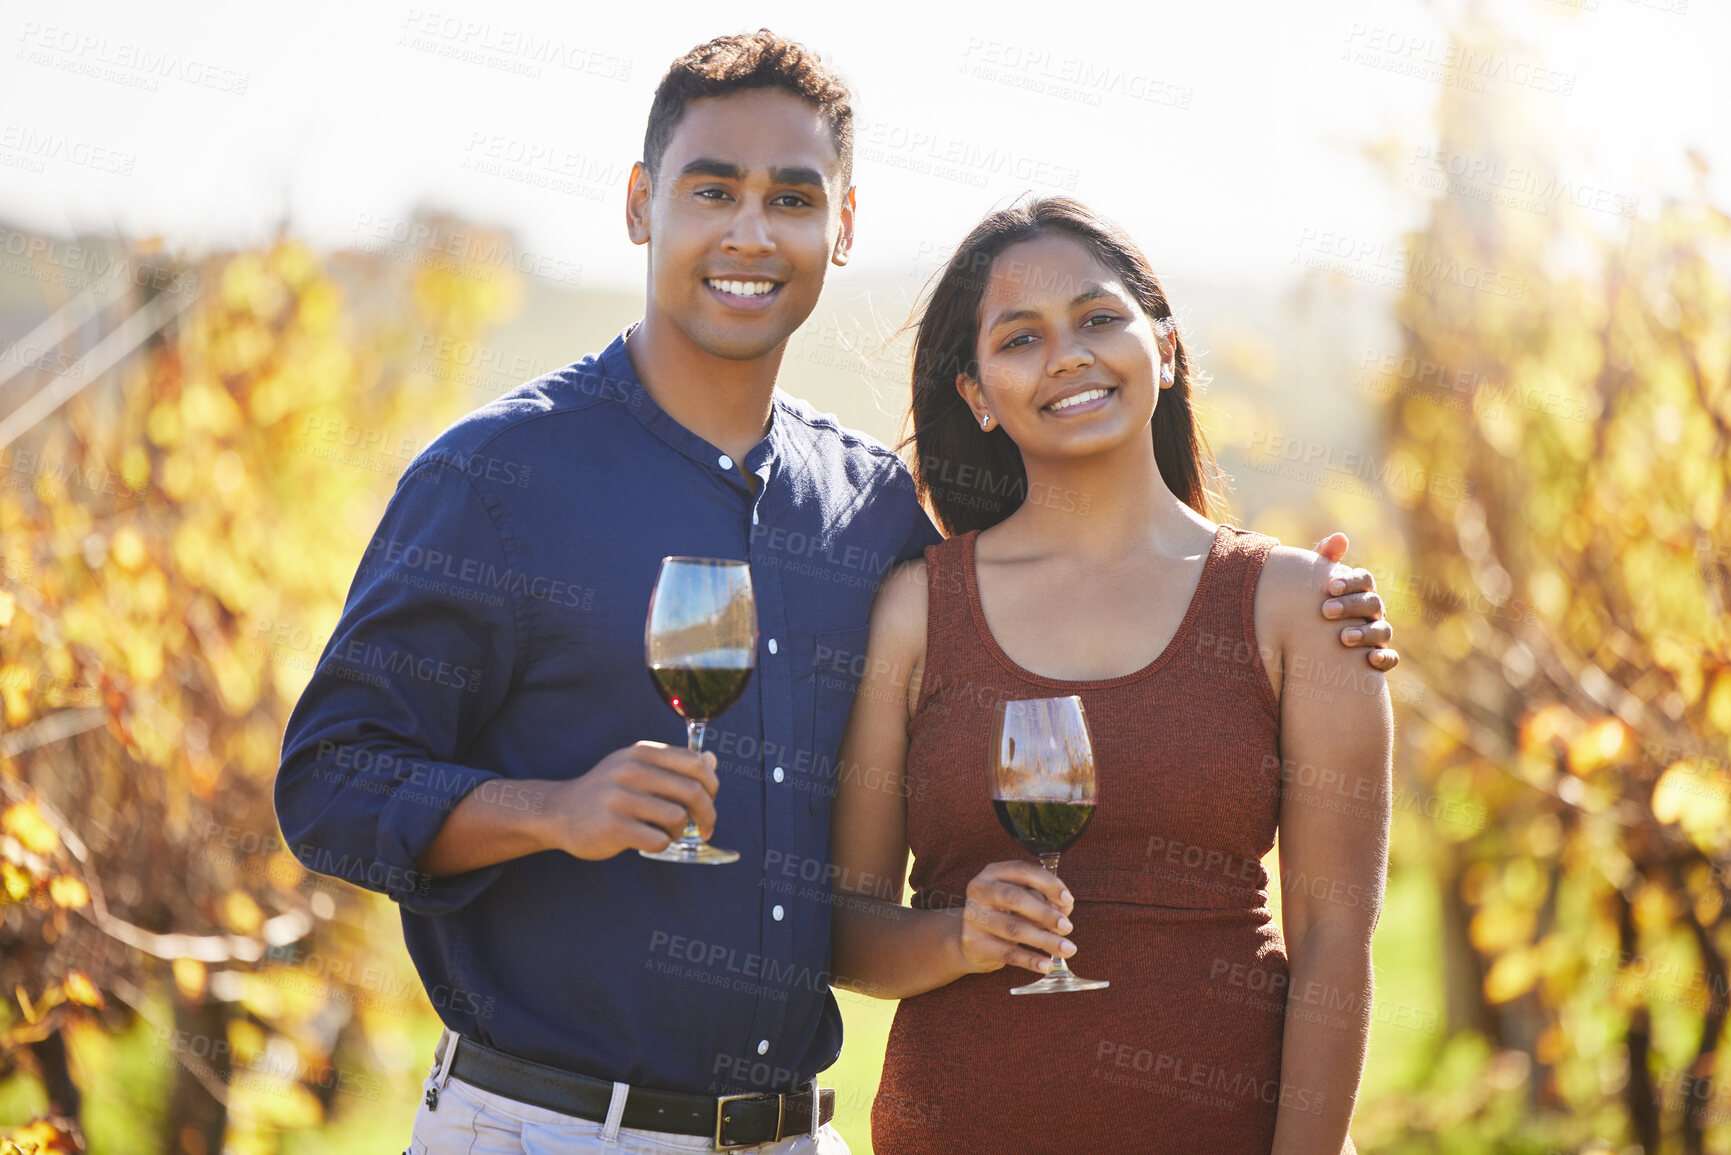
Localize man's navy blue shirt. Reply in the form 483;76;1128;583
275;328;940;1095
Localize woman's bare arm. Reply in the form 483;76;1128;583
1259;546;1394;1155
829;560;1073;1000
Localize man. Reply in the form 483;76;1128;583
275;30;1398;1153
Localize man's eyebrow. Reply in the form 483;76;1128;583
768;166;826;189
676;159;745;182
673;160;828;191
986;282;1120;331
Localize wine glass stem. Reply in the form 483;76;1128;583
676;720;707;843
1039;852;1076;978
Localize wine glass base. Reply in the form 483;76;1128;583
640;840;740;865
1010;973;1110;995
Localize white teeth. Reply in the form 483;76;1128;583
709;279;776;298
1047;388;1110;412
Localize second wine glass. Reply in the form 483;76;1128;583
642;556;757;864
990;695;1109;994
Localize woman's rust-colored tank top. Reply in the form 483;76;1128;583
872;523;1294;1153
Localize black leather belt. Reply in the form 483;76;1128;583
435;1034;835;1150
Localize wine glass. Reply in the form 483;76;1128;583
642;557;757;864
990;695;1109;994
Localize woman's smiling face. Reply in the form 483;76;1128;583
962;231;1170;464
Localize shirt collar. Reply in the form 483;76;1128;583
600;324;781;480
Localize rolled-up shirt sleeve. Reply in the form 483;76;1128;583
275;458;521;915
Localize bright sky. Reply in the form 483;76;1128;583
1;0;1724;291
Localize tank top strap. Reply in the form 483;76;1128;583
913;532;979;712
1185;524;1281;717
1216;525;1279;631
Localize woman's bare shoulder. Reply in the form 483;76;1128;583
869;558;930;655
1255;544;1341;647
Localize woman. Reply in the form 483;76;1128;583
829;198;1394;1153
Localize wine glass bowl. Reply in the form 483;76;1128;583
990;695;1109;994
641;557;756;864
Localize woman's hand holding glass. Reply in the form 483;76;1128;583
956;859;1078;977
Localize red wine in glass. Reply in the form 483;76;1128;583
990;695;1109;994
641;557;757;864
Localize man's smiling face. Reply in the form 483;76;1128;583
629;87;855;363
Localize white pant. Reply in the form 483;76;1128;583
406;1038;851;1155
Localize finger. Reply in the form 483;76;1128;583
1326;566;1376;596
629;747;720;796
620;792;695;840
624;765;719;833
1004;948;1059;976
1338;618;1393;648
981;860;1072;912
1369;647;1400;671
1323;591;1384;622
1313;532;1348;563
975;879;1072;934
966;906;1073;960
624;819;683;854
1356;620;1394;648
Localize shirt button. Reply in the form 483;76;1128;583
757;1039;770;1055
773;904;785;921
767;638;778;655
718;454;734;471
772;766;784;783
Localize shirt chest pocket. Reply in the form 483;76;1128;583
809;626;871;814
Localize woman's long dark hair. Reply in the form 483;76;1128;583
902;196;1222;536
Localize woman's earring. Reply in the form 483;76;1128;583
1160;362;1175;385
980;413;993;430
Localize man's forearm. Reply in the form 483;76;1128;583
417;778;560;877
